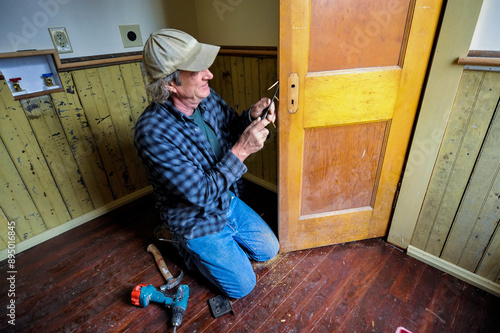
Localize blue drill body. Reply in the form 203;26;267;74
132;284;189;329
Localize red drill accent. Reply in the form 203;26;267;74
131;284;147;306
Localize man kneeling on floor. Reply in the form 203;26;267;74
134;29;279;299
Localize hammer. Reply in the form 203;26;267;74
147;244;183;290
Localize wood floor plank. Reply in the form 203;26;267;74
394;265;463;332
428;274;468;330
450;284;490;332
342;247;409;333
14;235;148;331
257;243;364;332
309;240;395;333
478;287;500;332
389;254;428;302
253;246;341;332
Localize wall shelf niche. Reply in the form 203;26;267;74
0;49;64;100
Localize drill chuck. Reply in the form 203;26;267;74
172;285;189;327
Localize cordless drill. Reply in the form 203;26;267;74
131;284;189;332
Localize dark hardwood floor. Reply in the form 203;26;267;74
1;181;499;332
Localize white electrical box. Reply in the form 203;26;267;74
0;49;64;100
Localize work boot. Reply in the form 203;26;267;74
154;224;174;242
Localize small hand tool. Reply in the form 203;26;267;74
262;81;279;121
147;243;183;290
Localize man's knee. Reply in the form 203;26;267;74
254;233;280;262
222;269;256;299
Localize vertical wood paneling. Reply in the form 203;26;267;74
244;57;259;107
119;63;150;188
0;139;43;241
72;68;132;199
20;96;94;218
231;56;247;114
97;65;149;190
476;224;500;283
119;62;149;123
411;70;500;287
221;56;235;108
51;71;114;208
0;80;70;228
0;208;16;246
412;71;499;255
441;106;500;270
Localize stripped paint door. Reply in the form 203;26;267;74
278;0;444;251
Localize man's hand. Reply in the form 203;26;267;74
250;97;276;124
231;117;271;162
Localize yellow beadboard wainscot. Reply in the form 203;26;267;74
0;62;151;254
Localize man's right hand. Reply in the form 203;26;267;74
231;117;270;162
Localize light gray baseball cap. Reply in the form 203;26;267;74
143;29;220;80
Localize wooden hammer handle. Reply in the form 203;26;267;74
147;244;174;282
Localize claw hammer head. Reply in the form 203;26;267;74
160;270;183;291
147;244;183;290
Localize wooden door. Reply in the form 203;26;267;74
278;0;444;252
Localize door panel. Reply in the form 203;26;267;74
304;67;401;127
301;122;387;216
309;0;411;71
278;0;444;252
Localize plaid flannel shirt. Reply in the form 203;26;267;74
134;89;251;239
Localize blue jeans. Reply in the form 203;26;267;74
173;193;279;298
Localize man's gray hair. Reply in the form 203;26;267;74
146;70;181;103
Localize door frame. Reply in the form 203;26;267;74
387;0;484;249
